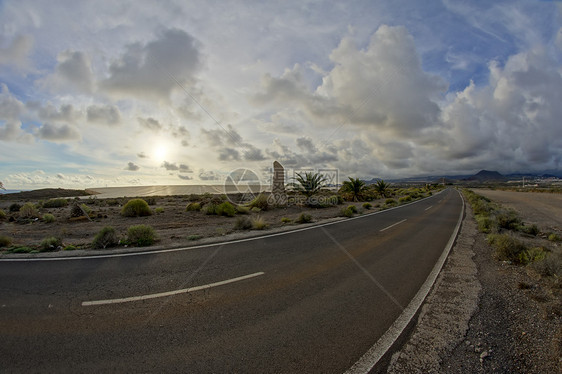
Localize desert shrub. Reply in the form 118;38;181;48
476;216;495;233
63;245;77;251
40;236;62;252
234;216;252;230
235;205;250;214
251;216;267;230
42;213;55;223
43;198;68;208
0;235;12;247
80;203;92;215
127;225;157;246
384;199;397;207
19;202;39;218
548;233;561;242
9;203;21;212
121;199;152;217
495;209;521;230
399;195;412;204
518;224;539;236
281;217;292;224
0;209;6;220
186;202;202;212
92;226;119;249
187;234;202;241
205;203;217;215
145;197;157;206
362;202;372;210
342;205;357;218
10;246;34;253
216;201;236;217
154;207;164;214
296;213;313;224
250;207;261;213
516;247;547;265
487;234;528;264
249;194;270;211
106;199;120;206
70;204;86;217
533;253;562;277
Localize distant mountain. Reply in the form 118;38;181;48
465;170;505;181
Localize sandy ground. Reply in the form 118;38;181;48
388;189;561;373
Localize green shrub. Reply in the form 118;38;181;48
92;226;119;249
384;199;397;206
547;233;561;242
40;236;62;252
154;207;164;214
187;234;202;241
121;199;152;217
10;246;34;253
80;203;92;215
251;216;267;230
43;198;68;208
145;197;157;206
281;217;292;224
63;245;77;251
250;207;261;213
342;205;358;218
476;216;495;233
127;225;157;246
516;247;547;265
19;202;39;218
296;213;313;224
234;216;252;230
9;203;21;212
186;202;201;212
42;213;55;223
487;234;528;264
399;195;412;204
205;203;217;215
0;209;6;220
216;201;236;217
249;194;270;211
0;235;12;247
496;210;521;230
518;224;539;236
533;253;562;277
235;205;250;214
362;202;372;210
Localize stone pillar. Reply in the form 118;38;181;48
270;161;288;206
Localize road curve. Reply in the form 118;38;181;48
0;188;463;373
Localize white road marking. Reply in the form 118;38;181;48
424;205;433;211
82;271;264;306
379;219;407;232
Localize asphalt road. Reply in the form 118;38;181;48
0;188;463;373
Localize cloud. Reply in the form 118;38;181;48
179;163;192;173
87;105;121;125
178;174;192;180
161;161;179;171
0;84;24;120
198;169;220;181
219;148;240;161
125;162;140;171
0;34;34;71
101;28;202;100
201;124;242;147
35;103;79;124
137;152;148;158
138;117;163;132
36;123;81;142
42;50;94;93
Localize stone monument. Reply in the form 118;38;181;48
270;161;288;206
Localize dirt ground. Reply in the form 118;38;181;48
388;189;562;373
0;193;386;253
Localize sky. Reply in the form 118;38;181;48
1;0;562;189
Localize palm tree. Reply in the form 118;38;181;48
340;177;367;201
373;179;391;198
289;172;327;197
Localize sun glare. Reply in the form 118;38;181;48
153;144;168;162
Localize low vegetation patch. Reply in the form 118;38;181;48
19;202;39;219
187;234;202;241
0;235;13;248
92;226;119;249
341;205;358;218
127;224;157;246
40;236;62;252
296;213;313;224
362;202;372;210
233;216;252;230
249;194;270;211
43;198;68;208
42;213;55;223
121;199;152;217
9;203;21;212
216;201;236;217
251;216;267;230
281;217;292;224
186;202;201;212
0;209;6;220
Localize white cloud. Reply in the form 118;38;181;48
40;49;94;93
87;104;121;126
36;123;81;142
0;34;34;71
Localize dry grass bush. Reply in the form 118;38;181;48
121;199;152;217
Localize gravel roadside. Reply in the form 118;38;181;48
386;193;561;373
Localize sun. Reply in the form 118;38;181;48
153;144;168;163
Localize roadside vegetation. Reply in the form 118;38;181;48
0;177;445;254
464;189;561;275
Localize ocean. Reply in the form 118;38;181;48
88;185;268;199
